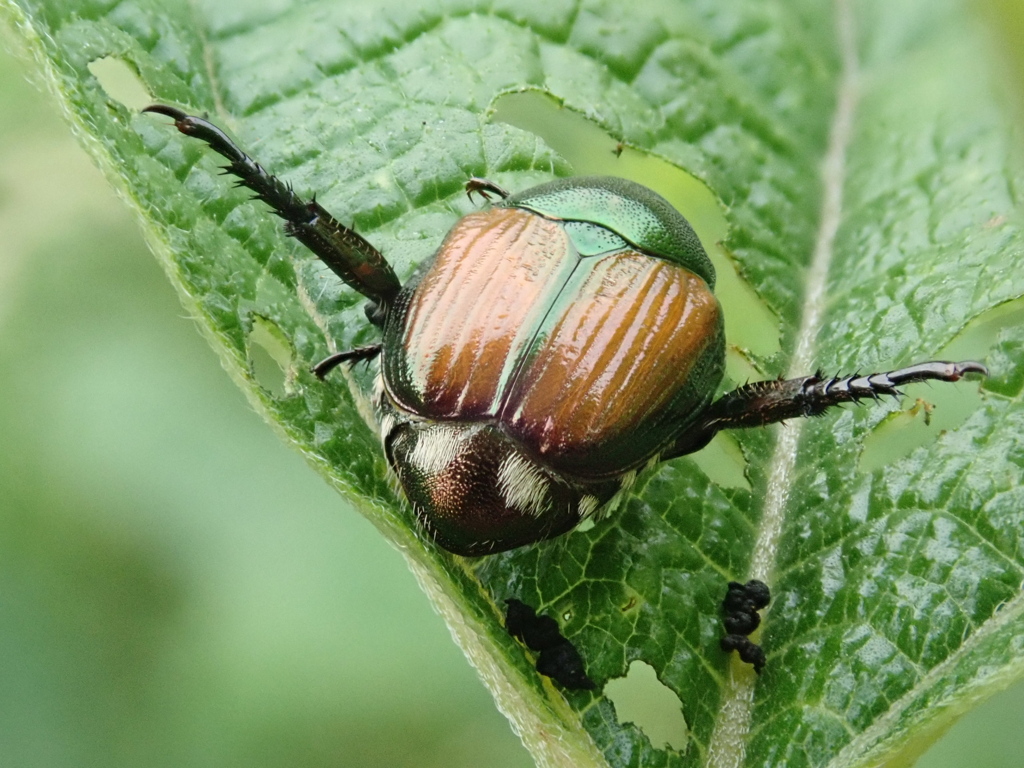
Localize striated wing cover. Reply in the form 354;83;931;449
383;206;723;479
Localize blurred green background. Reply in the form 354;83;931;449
1;37;1023;768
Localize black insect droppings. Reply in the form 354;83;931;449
720;634;767;673
505;598;595;690
721;579;771;674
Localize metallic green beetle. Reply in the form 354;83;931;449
145;105;986;557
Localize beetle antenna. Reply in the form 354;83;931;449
143;104;401;307
665;360;988;458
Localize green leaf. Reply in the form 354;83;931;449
3;0;1022;766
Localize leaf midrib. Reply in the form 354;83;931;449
705;0;861;765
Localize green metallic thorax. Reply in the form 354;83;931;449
504;176;717;288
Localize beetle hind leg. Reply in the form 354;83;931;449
666;360;987;459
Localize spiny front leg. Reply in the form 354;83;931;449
667;360;988;459
143;105;401;308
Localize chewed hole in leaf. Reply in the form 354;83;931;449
722;343;766;391
490;89;781;365
859;298;1024;474
87;57;152;111
858;389;978;475
936;298;1024;362
247;315;293;397
980;324;1024;398
604;660;688;752
687;433;750;491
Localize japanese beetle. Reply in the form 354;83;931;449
144;105;987;557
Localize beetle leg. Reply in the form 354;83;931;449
143;104;402;308
311;344;383;380
667;360;987;458
465;177;510;204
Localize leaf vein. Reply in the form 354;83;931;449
705;0;860;764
